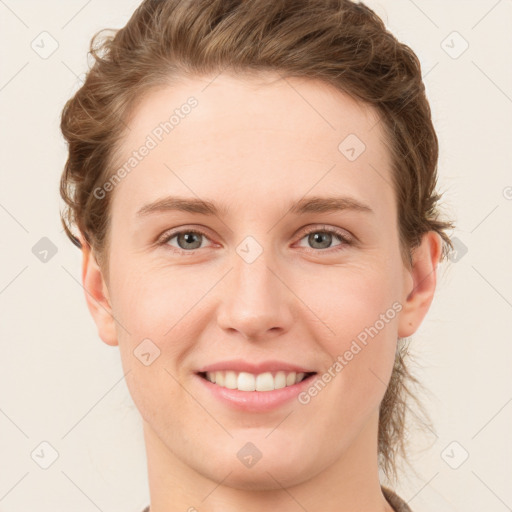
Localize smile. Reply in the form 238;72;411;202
198;370;316;392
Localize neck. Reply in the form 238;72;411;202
143;409;394;512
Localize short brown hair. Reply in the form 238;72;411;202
59;0;455;485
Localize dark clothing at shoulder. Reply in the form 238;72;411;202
382;485;414;512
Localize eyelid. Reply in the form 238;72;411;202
156;225;217;247
293;224;354;252
297;224;353;243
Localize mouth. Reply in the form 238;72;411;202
196;370;317;392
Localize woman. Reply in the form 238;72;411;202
59;0;455;510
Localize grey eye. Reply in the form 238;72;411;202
307;232;335;249
167;231;206;250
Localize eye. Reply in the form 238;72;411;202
157;225;353;254
296;225;353;252
158;228;214;252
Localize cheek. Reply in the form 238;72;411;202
296;262;400;340
108;261;213;394
302;265;398;401
110;264;196;425
111;260;206;334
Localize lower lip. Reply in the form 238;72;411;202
195;373;317;412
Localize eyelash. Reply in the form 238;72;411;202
157;225;354;255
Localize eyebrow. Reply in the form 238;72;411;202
136;194;374;218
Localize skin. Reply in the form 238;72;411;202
81;72;441;512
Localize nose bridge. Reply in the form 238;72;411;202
216;237;293;339
235;247;276;301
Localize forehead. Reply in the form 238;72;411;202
110;72;395;220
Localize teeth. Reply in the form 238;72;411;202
274;371;287;389
238;372;255;391
256;372;274;391
225;371;238;389
204;370;310;391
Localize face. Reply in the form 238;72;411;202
82;72;439;490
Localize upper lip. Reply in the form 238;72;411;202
196;359;316;374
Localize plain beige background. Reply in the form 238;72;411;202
0;0;511;510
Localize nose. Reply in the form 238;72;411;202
216;247;295;341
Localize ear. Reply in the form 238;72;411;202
80;235;118;346
397;231;443;338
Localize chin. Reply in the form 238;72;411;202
197;448;319;491
209;464;310;492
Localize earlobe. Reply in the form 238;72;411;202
80;236;118;346
397;232;443;338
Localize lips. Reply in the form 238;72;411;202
196;369;318;411
195;359;315;375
